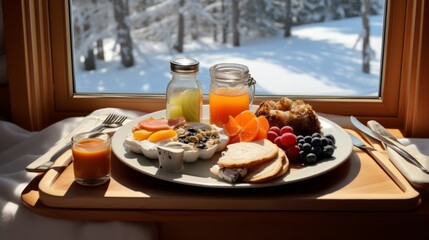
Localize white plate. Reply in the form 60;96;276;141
112;105;353;188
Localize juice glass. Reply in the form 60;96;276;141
209;63;256;127
72;132;111;186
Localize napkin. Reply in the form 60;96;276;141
25;108;137;171
386;138;429;188
0;108;158;240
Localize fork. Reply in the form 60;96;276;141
29;113;127;172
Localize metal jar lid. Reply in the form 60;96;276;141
170;58;199;73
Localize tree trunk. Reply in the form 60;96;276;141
84;48;96;71
284;0;292;38
222;0;227;44
232;0;239;47
213;7;217;42
113;0;134;68
96;39;104;60
191;14;198;40
175;0;185;53
83;19;95;71
362;0;371;74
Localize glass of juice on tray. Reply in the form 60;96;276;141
72;132;112;186
209;63;256;127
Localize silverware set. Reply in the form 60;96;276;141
350;116;429;175
26;113;127;172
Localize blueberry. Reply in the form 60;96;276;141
311;137;322;147
311;146;323;157
323;145;335;157
304;135;312;143
321;137;330;146
325;134;336;145
312;133;321;138
306;153;317;164
301;143;312;152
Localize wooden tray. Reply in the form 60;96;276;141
22;131;420;215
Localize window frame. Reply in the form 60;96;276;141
4;0;429;137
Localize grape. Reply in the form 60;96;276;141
269;126;281;136
280;133;297;146
267;131;278;142
286;145;300;161
274;136;283;148
280;126;294;135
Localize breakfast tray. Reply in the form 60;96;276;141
21;130;421;220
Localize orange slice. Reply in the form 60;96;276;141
223;115;242;137
257;115;269;132
239;117;259;142
148;129;177;142
133;129;153;141
235;110;257;127
254;115;269;140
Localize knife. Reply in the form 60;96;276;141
350;116;381;142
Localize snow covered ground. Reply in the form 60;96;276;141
74;15;383;97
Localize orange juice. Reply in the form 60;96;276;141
72;138;111;181
209;88;250;127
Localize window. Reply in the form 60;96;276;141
5;0;429;136
70;0;385;97
51;0;403;118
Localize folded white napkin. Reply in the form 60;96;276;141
387;138;429;188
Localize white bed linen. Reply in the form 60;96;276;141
0;108;158;240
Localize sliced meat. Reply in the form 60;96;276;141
132;117;187;132
132;118;170;132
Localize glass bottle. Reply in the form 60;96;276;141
209;63;256;127
166;58;202;122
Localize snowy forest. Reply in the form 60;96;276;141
71;0;386;96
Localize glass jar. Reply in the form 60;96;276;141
166;58;202;122
209;63;256;127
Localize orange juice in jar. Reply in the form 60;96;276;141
72;132;111;186
209;63;256;127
